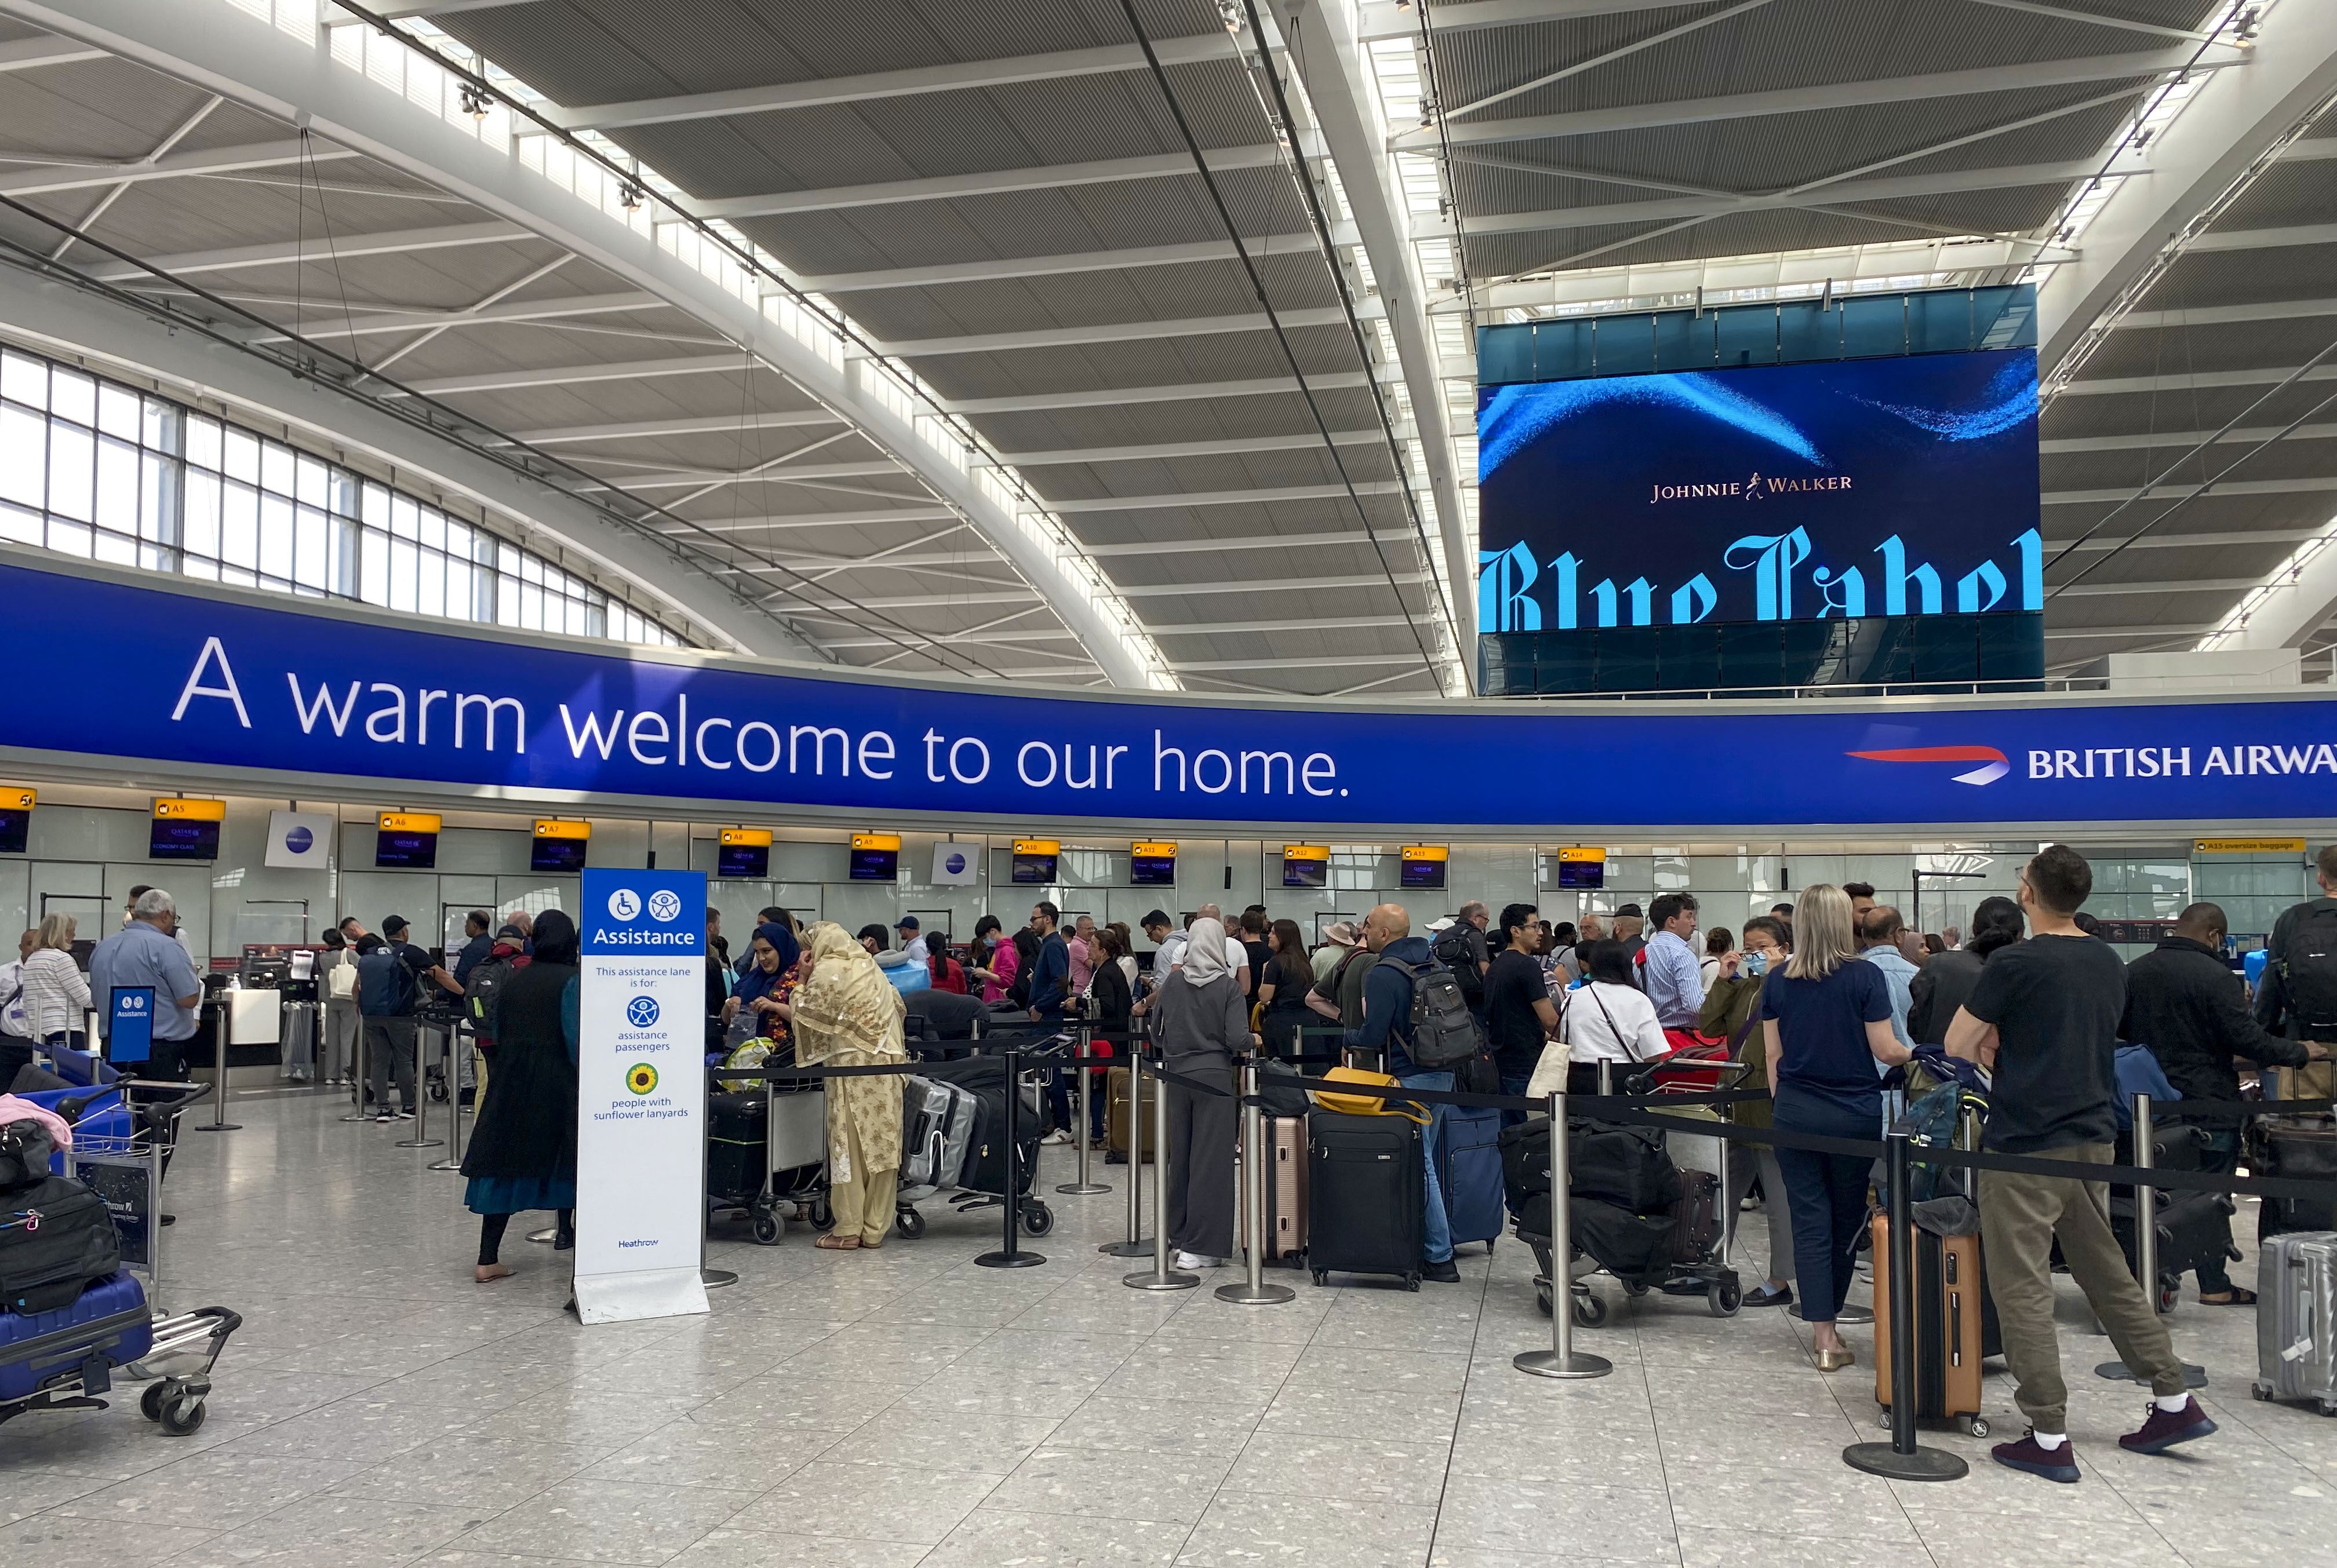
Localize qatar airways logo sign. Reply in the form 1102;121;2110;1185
1851;741;2337;787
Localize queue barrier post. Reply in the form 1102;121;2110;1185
1217;1054;1295;1306
1843;1120;1967;1481
1125;1056;1198;1292
2133;1092;2159;1307
428;1020;469;1172
1596;1060;1612;1099
1516;1089;1610;1379
199;998;242;1133
1058;1023;1110;1197
341;1013;373;1124
978;1048;1046;1268
394;1021;442;1151
1100;1037;1152;1257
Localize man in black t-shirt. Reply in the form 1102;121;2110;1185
1483;903;1560;1132
1946;845;2211;1483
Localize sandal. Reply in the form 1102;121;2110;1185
2200;1286;2256;1306
813;1233;861;1250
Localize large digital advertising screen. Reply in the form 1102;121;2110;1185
1476;349;2041;633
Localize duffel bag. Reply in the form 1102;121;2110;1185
1569;1198;1675;1285
2;1174;121;1314
1568;1118;1681;1213
1500;1115;1550;1206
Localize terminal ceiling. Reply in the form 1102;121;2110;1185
2;0;2334;691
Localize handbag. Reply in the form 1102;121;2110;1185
1312;1064;1427;1124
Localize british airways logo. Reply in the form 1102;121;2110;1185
1850;742;2337;787
1847;746;2010;786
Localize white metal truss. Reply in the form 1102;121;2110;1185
689;144;1306;220
80;220;533;282
241;286;658;345
0;140;362;196
785;231;1354;295
496;410;844;446
542;33;1235;132
942;368;1386;415
998;429;1396;466
1415;159;2108;241
1035;480;1408;513
856;302;1384;359
1392;46;2248;152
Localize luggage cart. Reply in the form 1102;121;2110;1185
0;1294;242;1436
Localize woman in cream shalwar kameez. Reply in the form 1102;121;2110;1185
792;922;909;1249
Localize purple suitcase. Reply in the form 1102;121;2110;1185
1;1270;152;1403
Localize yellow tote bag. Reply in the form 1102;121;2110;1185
1311;1065;1428;1124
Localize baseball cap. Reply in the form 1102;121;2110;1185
896;915;919;931
382;915;410;937
1614;903;1644;919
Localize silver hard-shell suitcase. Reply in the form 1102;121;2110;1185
2254;1231;2337;1417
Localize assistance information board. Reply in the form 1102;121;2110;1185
574;868;709;1326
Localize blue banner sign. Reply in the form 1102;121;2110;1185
108;986;154;1067
1476;349;2041;632
1;555;2332;832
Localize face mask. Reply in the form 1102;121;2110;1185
1743;950;1769;977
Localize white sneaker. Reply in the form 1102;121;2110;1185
1040;1130;1072;1146
1174;1251;1223;1270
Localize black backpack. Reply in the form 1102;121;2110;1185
465;954;522;1047
1379;954;1483;1070
1;1173;121;1314
1431;927;1486;1008
2279;906;2337;1036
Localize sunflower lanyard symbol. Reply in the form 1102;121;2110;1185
625;1063;660;1096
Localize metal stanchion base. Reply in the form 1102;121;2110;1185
1215;1278;1296;1306
527;1227;558;1244
702;1268;738;1289
197;1122;242;1133
394;1135;445;1149
1123;1267;1198;1291
1843;1441;1969;1481
1058;1179;1112;1195
427;1155;462;1172
1513;1348;1614;1379
1098;1238;1152;1256
2095;1359;2208;1388
978;1249;1047;1269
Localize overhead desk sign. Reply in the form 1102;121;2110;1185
6;554;2337;832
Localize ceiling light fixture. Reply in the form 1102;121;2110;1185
458;83;491;121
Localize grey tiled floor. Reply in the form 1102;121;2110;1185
8;1089;2337;1567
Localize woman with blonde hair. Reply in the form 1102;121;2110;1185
23;913;90;1052
1757;884;1911;1370
792;921;909;1250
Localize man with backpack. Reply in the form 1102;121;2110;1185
356;918;460;1124
1344;902;1485;1285
1433;901;1493;1020
2255;845;2337;1069
463;922;532;1104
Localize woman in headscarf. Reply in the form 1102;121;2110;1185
722;921;800;1045
1152;916;1253;1271
791;921;910;1250
461;909;580;1283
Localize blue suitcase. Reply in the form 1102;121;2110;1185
0;1270;152;1404
1437;1103;1506;1252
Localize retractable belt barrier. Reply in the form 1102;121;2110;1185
1132;1067;2337;1205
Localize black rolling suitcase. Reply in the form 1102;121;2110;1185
707;1090;767;1205
1306;1110;1425;1290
